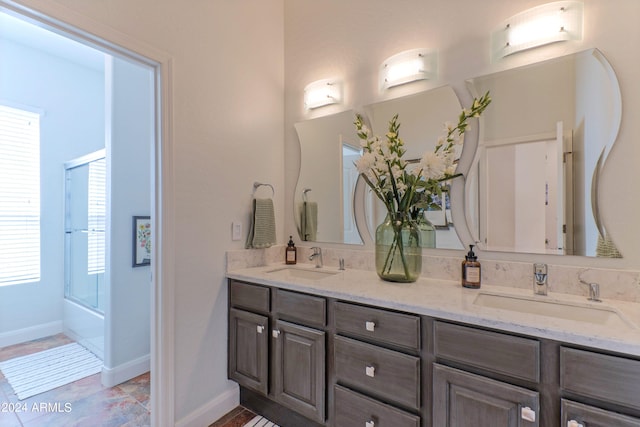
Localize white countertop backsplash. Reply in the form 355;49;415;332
226;246;640;356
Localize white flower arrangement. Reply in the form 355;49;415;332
354;91;492;222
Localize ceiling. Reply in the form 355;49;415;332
0;11;105;71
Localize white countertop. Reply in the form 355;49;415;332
227;263;640;357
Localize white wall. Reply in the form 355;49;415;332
284;0;640;270
104;56;153;378
7;0;286;423
0;37;104;339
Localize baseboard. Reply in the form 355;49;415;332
101;354;150;387
175;385;239;427
0;321;64;348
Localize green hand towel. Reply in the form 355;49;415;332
246;198;276;249
301;201;317;241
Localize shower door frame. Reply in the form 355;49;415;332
64;148;107;315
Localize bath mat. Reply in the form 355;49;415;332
0;342;102;400
243;415;280;427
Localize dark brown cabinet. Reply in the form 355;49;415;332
562;399;640;427
228;279;640;427
333;384;420;427
272;319;325;422
228;280;327;425
433;364;540;427
228;307;269;394
560;347;640;426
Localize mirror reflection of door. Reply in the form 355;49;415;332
480;123;569;254
466;48;621;257
341;143;361;244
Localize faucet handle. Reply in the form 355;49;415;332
588;283;602;302
533;263;547;284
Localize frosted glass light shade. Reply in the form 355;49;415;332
492;1;583;60
303;79;342;109
379;48;436;90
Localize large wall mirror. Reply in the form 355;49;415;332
362;85;465;250
294;110;363;245
465;49;622;257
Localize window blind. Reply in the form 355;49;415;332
0;105;41;285
87;158;106;274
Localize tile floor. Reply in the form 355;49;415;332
208;406;257;427
0;334;150;427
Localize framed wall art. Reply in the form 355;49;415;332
133;216;151;267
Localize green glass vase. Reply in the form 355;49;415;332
375;215;422;283
417;215;436;248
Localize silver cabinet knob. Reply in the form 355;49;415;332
256;325;264;334
365;421;375;427
365;321;376;332
521;406;536;422
365;365;375;377
272;329;280;338
567;421;584;427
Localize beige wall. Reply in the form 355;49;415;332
284;0;640;270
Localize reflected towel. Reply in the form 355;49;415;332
300;201;317;241
596;233;622;258
246;198;276;249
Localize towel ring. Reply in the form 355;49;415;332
253;181;275;197
302;188;312;202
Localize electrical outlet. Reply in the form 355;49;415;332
232;222;242;241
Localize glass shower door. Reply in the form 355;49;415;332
64;150;106;314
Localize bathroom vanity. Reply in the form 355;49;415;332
227;265;640;427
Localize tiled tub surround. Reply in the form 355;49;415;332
226;248;640;356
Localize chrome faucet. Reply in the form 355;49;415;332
588;283;602;302
533;263;548;296
309;247;323;268
578;277;603;302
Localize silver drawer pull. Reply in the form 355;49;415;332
365;321;376;332
365;421;375;427
272;329;280;338
521;406;535;422
256;325;264;334
365;365;375;377
567;421;584;427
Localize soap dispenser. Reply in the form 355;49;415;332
286;236;297;265
462;245;481;289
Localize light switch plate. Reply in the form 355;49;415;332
232;222;242;241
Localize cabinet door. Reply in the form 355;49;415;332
228;308;269;394
273;319;325;423
433;364;539;427
562;399;640;427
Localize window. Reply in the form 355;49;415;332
0;104;41;285
87;158;106;274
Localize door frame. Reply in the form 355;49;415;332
0;1;175;425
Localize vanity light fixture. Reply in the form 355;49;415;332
303;79;342;109
492;1;583;60
379;48;436;91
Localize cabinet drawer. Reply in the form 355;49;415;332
334;335;420;410
335;302;420;350
274;289;326;327
561;347;640;410
334;385;420;427
229;280;270;314
562;399;640;427
434;321;540;383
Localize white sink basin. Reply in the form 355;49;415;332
473;292;636;330
266;266;339;280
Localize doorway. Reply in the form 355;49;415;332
0;4;168;424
